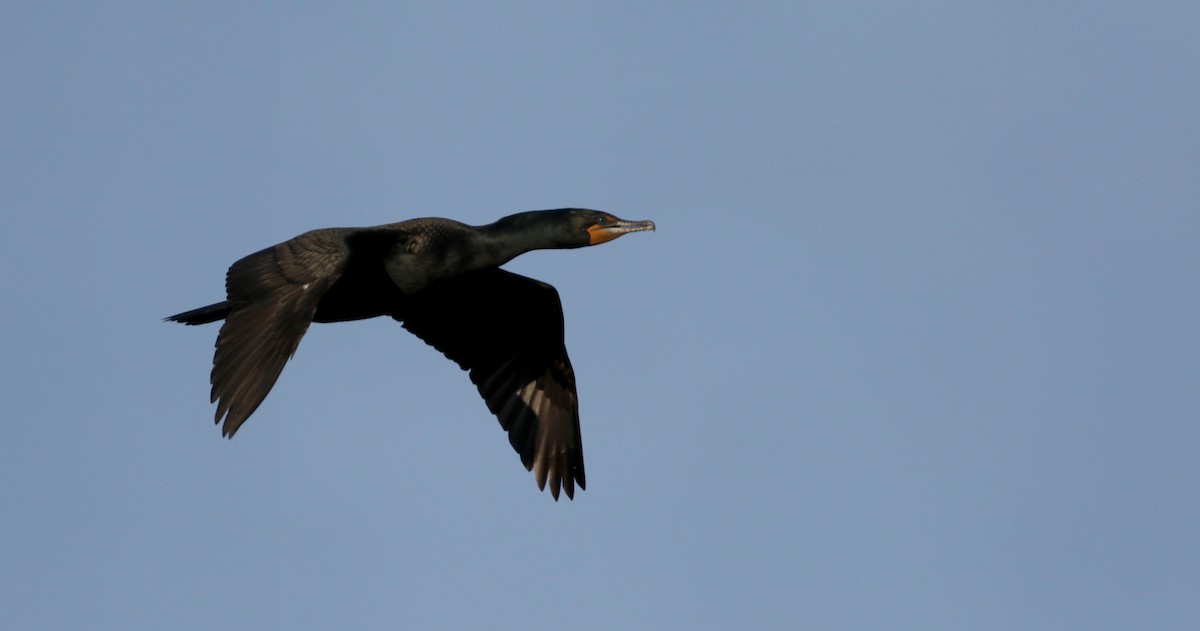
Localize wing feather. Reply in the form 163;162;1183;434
210;231;349;436
398;268;586;499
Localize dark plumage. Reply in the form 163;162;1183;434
167;208;655;500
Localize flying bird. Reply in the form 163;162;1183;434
167;209;654;500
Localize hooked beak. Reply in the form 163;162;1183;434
587;217;656;246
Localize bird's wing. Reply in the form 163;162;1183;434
211;231;350;436
397;268;586;500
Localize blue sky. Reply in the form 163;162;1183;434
3;3;1198;629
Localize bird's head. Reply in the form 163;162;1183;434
490;208;656;251
575;209;657;246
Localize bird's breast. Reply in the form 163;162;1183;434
384;244;478;294
380;223;503;294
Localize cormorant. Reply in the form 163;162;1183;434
167;208;655;500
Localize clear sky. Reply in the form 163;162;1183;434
3;3;1198;629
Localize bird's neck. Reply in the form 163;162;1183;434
474;218;577;266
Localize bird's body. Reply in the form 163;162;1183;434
168;209;654;500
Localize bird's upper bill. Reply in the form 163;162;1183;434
587;216;656;246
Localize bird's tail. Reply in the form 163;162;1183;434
165;301;230;325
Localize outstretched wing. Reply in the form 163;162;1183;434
211;231;349;436
398;268;586;500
